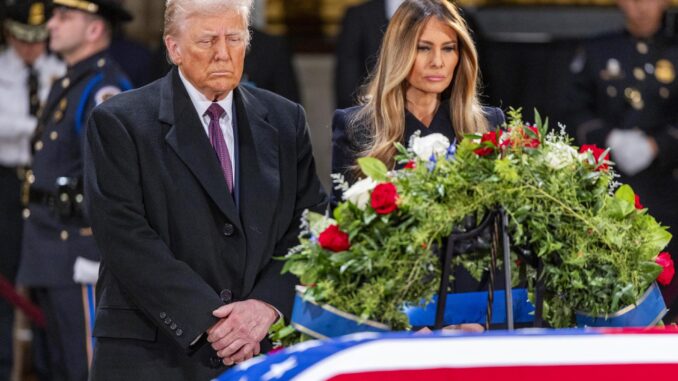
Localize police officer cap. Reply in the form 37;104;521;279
4;0;49;42
51;0;133;24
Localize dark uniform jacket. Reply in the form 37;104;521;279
17;49;131;287
334;0;388;108
84;68;327;379
565;29;678;258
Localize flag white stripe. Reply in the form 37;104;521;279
293;334;678;381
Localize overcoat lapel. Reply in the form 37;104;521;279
161;69;242;230
234;86;280;285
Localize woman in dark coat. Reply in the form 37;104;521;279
332;0;504;204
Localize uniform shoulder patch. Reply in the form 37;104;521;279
94;85;121;105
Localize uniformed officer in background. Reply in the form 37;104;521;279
15;0;132;379
0;1;64;379
566;0;678;320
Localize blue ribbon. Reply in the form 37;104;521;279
575;282;667;327
291;288;535;339
404;289;535;326
291;292;390;339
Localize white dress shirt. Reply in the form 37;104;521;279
0;48;65;167
178;68;236;186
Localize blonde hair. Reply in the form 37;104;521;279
163;0;252;42
350;0;488;169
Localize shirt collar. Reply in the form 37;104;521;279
178;67;233;122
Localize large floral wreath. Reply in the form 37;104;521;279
275;109;674;344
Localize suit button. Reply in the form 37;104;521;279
164;317;172;325
220;289;232;303
222;223;234;237
170;323;177;330
175;329;183;336
159;312;167;319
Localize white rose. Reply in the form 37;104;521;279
343;177;378;209
411;133;450;161
543;141;579;170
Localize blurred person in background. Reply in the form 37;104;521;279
241;27;300;103
566;0;678;320
334;0;403;108
0;0;64;379
16;0;132;379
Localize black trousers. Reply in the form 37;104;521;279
0;166;22;381
32;287;88;381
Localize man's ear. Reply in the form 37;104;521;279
85;18;106;42
165;35;182;66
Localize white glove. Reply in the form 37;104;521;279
73;256;100;284
606;129;656;176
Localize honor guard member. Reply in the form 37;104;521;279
0;0;66;380
566;0;678;318
0;1;64;378
15;0;132;379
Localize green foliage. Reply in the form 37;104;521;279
277;107;671;338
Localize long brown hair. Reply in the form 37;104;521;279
350;0;488;169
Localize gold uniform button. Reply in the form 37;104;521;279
660;87;670;98
97;58;106;68
34;141;43;151
50;131;58;140
60;230;69;241
59;98;68;110
53;110;63;122
636;41;648;54
633;67;645;81
27;172;35;184
61;78;70;88
22;209;31;219
655;59;675;84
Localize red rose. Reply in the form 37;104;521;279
656;252;675;286
521;126;540;148
371;182;398;214
580;144;610;171
474;130;502;156
404;160;416;169
634;194;644;210
318;224;350;252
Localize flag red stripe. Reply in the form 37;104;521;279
328;364;678;381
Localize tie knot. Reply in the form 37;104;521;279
206;102;225;120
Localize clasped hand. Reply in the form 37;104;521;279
207;299;277;366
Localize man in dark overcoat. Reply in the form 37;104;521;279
84;0;327;379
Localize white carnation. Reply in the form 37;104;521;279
410;133;450;161
543;141;579;170
343;177;378;209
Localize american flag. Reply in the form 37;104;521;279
217;328;678;381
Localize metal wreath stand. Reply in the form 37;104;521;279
433;207;545;331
